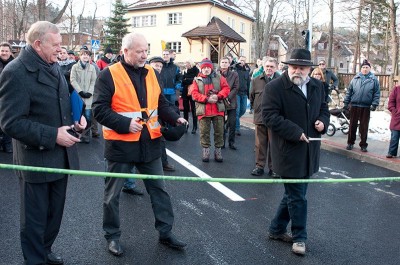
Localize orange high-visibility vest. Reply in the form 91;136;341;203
103;62;162;141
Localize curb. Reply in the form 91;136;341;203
240;116;400;173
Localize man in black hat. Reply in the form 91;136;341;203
262;48;330;256
343;59;380;152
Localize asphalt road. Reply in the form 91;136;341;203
0;126;399;265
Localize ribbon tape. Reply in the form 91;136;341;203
0;163;399;184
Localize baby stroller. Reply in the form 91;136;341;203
326;87;350;136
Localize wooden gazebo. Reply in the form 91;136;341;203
182;16;246;64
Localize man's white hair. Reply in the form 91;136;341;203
121;32;146;50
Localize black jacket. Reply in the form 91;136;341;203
262;72;330;177
234;63;251;95
181;65;199;99
0;55;13;74
0;47;79;183
93;60;180;163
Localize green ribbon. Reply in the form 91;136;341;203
0;163;399;184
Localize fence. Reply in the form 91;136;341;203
338;73;391;91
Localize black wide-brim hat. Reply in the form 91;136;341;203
161;124;187;141
282;48;317;66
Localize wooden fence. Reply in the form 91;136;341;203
338;73;391;91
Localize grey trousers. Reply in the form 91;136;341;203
103;157;174;241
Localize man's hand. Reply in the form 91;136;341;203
56;126;81;147
314;119;324;132
176;117;188;125
370;105;377;111
299;133;309;143
130;118;143;133
74;116;87;132
207;94;218;104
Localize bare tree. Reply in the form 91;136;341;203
37;0;69;23
389;0;398;76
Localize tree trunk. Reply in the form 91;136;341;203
51;0;71;24
262;0;276;57
366;4;373;60
353;0;362;73
389;0;398;89
327;0;334;67
254;0;260;59
38;0;46;21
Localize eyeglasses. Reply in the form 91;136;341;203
319;63;325;65
162;54;170;56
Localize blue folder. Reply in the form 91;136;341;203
70;90;86;123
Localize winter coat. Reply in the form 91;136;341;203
92;59;180;163
234;63;251;96
322;69;339;87
160;61;182;94
181;65;199;100
70;61;97;108
97;56;111;71
250;71;280;125
262;72;330;178
0;55;14;74
191;72;230;119
58;59;76;92
0;46;79;183
343;72;380;108
219;68;239;110
388;86;400;130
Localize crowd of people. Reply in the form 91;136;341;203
0;20;390;264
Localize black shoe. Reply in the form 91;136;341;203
346;144;353;150
46;252;64;265
163;164;175;172
108;240;123;256
236;131;241;136
122;187;144;195
159;234;187;250
268;169;280;178
229;144;237;150
251;167;264;176
191;127;197;134
386;154;394;158
361;147;368;152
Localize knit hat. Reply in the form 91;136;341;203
105;46;113;54
361;59;371;68
200;58;213;70
67;50;75;55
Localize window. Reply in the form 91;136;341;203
168;13;182;25
240;48;244;56
147;43;151;55
166;42;181;53
231;19;235;30
132;15;156;28
240;22;245;34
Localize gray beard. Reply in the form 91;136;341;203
290;75;304;86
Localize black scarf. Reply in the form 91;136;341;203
25;45;60;79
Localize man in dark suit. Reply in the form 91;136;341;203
0;21;86;265
262;49;330;256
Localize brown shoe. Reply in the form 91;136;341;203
202;147;210;162
214;147;223;162
268;232;293;242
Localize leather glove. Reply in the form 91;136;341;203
79;91;92;98
85;92;92;98
370;105;376;111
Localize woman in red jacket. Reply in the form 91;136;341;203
387;85;400;158
191;58;230;162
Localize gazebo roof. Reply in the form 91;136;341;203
182;16;246;43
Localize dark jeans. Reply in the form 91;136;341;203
347;106;370;148
0;129;12;149
183;97;197;129
160;137;169;166
20;176;68;265
224;109;236;145
388;130;400;156
269;177;309;242
103;158;174;241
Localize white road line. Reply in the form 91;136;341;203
166;149;246;202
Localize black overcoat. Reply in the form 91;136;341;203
261;72;330;177
0;47;79;183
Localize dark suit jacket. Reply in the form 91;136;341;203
262;72;330;177
0;47;79;183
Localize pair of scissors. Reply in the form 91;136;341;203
137;109;156;123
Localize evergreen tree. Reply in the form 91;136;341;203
103;0;129;53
